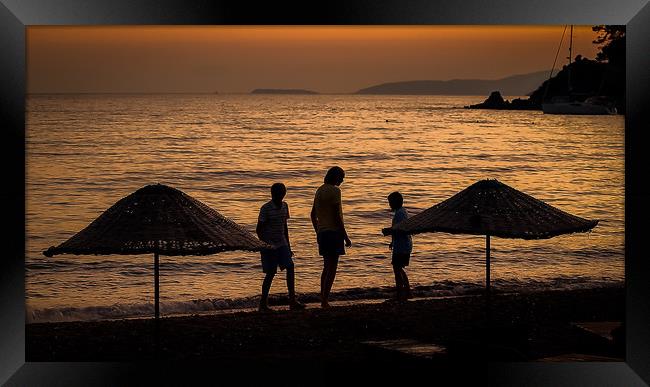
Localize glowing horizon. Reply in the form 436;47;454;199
27;25;601;94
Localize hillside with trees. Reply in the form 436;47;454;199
467;25;625;113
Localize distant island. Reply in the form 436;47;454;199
355;70;549;96
251;89;319;95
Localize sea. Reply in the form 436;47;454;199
26;94;624;323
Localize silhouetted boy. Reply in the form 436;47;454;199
382;192;413;301
256;183;305;312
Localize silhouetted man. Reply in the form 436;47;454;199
310;166;352;308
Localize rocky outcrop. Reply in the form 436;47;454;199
465;91;539;110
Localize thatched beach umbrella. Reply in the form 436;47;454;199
43;183;269;320
389;179;598;293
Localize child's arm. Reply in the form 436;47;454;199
333;191;351;247
256;207;265;240
285;204;292;254
256;221;264;240
310;201;318;232
284;222;292;255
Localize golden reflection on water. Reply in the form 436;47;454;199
26;95;624;311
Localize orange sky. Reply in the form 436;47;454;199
27;26;601;94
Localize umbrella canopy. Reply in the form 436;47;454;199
43;183;270;321
44;183;269;257
392;179;598;239
388;179;599;293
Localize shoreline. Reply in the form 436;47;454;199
27;286;624;364
26;280;624;324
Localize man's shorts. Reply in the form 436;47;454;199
317;230;346;257
391;252;411;268
260;245;294;274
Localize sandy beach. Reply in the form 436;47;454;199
27;286;624;368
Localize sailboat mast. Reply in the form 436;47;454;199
567;24;573;94
569;25;573;65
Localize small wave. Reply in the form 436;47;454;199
27;260;249;275
175;122;211;126
27;277;623;324
195;169;321;181
346;209;391;221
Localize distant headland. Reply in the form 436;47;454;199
355;70;549;96
251;89;319;95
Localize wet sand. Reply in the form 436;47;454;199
27;287;624;370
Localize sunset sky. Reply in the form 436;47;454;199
27;26;601;94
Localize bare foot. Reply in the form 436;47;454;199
258;304;273;313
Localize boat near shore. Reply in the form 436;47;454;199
542;96;618;115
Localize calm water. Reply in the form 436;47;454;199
26;94;624;322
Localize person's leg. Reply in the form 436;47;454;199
260;250;277;311
326;255;339;299
286;266;296;303
276;246;302;308
260;271;275;310
321;256;338;307
324;232;343;305
286;266;306;309
318;233;327;307
393;264;404;299
401;269;411;299
320;262;328;305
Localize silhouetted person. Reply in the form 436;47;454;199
382;192;413;301
311;166;352;308
256;183;305;312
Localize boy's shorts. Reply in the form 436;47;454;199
260;245;294;274
391;252;411;268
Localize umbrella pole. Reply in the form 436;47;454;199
154;252;160;319
485;235;493;341
154;252;160;355
485;235;491;294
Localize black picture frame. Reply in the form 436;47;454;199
2;0;649;385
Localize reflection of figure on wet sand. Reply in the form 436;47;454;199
311;166;352;308
382;191;413;302
256;183;305;312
